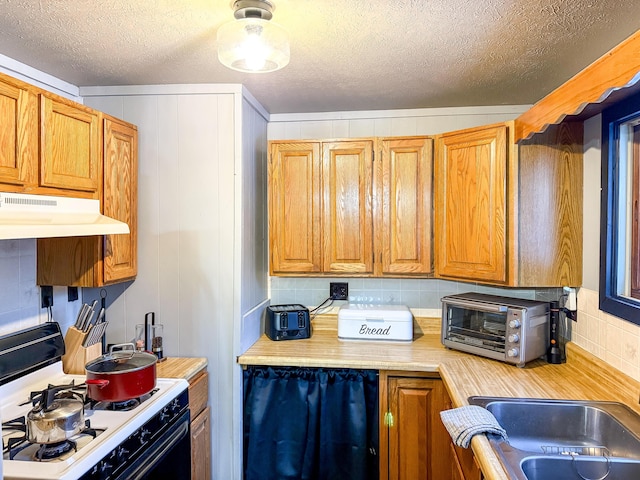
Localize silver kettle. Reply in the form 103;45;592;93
26;387;85;444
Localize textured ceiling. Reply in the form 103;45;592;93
0;0;638;114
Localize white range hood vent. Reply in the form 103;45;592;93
0;191;130;240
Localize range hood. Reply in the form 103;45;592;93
0;191;130;240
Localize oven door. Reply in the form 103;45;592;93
111;409;191;480
443;300;509;353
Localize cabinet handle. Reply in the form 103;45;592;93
384;411;395;427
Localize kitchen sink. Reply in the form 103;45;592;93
467;397;640;480
521;455;640;480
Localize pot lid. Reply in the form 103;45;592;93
86;348;157;373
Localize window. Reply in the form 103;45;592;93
600;92;640;324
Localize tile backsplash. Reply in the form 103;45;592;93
0;239;41;335
573;288;640;381
0;239;80;336
270;276;561;315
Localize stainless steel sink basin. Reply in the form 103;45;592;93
521;456;640;480
467;397;640;480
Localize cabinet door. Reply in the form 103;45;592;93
191;406;212;480
380;137;433;275
40;94;100;193
435;124;507;283
451;443;483;480
269;142;322;274
443;374;483;480
0;78;37;187
103;117;137;283
37;116;138;287
322;140;374;274
381;374;451;480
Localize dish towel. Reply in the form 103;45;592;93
440;405;509;448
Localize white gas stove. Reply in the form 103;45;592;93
0;326;190;480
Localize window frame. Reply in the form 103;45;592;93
600;92;640;325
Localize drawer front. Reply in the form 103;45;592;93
189;370;209;417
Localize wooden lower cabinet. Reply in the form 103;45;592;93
189;369;211;480
451;443;483;480
191;405;211;480
444;385;483;480
379;371;452;480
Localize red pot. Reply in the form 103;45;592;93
85;343;157;402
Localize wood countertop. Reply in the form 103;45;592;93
238;316;640;480
237;315;467;370
156;357;207;381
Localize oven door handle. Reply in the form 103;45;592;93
112;414;190;480
445;299;508;314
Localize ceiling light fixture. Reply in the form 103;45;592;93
217;0;290;73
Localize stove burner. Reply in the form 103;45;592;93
24;381;86;408
3;418;99;461
98;397;140;411
88;388;159;411
34;439;76;461
3;416;28;459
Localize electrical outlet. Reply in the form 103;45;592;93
330;282;348;300
67;286;78;302
41;286;53;308
563;286;577;311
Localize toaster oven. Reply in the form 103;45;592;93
441;293;549;367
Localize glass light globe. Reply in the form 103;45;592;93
217;17;290;73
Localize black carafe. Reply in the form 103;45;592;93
546;300;563;364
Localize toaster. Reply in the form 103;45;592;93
265;304;311;341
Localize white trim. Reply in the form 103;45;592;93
269;104;532;123
80;83;270;120
0;53;81;100
80;83;245;97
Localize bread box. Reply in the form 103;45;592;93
337;304;413;342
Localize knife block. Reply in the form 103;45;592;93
62;326;102;374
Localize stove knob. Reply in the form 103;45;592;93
160;407;171;422
100;460;114;474
171;398;181;412
139;428;151;444
507;347;520;358
117;446;130;462
508;333;520;343
508;319;521;329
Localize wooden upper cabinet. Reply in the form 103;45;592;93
268;137;432;277
103;116;138;283
40;94;100;194
435;121;583;287
517;122;583;287
435;124;508;283
0;76;37;188
322;140;374;274
268;141;322;274
37;116;138;287
379;137;433;275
